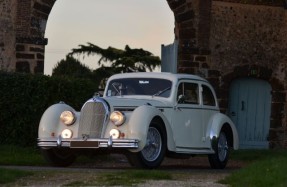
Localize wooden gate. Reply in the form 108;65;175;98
161;40;178;73
228;78;271;149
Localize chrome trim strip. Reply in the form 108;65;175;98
37;138;139;149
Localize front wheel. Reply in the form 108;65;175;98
208;131;230;169
41;148;76;167
126;122;166;169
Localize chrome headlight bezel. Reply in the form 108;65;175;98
110;111;126;126
60;111;76;126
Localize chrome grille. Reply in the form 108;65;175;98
79;100;108;138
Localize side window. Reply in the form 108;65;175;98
177;82;199;104
202;85;216;106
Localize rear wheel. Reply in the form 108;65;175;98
41;148;76;167
208;131;230;169
127;122;166;169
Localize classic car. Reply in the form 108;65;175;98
38;72;239;169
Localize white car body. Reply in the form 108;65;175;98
38;72;239;168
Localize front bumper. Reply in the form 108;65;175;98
38;136;139;149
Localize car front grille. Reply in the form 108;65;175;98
78;100;109;138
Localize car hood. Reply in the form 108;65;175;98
103;96;169;109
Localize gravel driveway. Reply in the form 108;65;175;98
1;155;244;186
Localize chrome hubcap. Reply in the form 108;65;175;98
218;133;228;162
141;127;162;162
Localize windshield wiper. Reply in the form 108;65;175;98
112;83;121;96
153;87;171;97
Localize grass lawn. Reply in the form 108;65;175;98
0;145;45;166
220;149;287;187
1;145;287;186
0;168;34;184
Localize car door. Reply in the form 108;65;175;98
201;83;219;146
172;81;203;149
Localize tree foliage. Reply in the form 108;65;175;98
53;43;161;88
52;55;92;79
69;43;161;73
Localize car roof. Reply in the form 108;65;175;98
108;72;207;83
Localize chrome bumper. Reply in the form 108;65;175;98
38;136;139;149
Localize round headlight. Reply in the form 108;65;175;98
110;129;120;139
110;111;125;126
61;129;73;139
60;111;76;126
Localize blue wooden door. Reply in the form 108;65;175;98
228;78;271;149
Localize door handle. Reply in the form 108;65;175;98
241;101;245;111
174;106;181;111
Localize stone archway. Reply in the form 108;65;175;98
45;1;175;75
6;0;174;74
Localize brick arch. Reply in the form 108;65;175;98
221;65;286;148
15;0;56;73
14;0;175;74
166;0;212;74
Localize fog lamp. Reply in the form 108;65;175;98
110;129;120;139
61;129;73;139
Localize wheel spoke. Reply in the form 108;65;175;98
218;133;228;162
141;127;162;162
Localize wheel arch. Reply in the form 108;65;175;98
208;113;239;150
128;105;176;152
151;115;176;152
221;123;234;148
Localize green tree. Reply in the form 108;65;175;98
69;43;161;74
52;55;92;79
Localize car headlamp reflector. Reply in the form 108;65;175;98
110;129;120;139
61;129;73;139
110;111;125;126
60;111;76;126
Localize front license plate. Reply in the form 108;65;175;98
70;141;99;148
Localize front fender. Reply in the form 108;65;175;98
38;103;77;138
128;105;175;151
207;113;239;150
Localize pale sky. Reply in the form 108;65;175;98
44;0;175;75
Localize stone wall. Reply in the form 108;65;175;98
0;0;55;73
15;0;56;73
0;0;17;71
167;0;287;148
210;2;287;79
210;1;287;148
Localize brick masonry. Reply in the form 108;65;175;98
1;0;287;147
0;0;17;71
0;0;55;73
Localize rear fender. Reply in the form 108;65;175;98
207;113;239;150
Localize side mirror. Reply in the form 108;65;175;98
178;94;186;104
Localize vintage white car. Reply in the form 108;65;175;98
38;72;239;169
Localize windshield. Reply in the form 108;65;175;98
106;78;172;98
